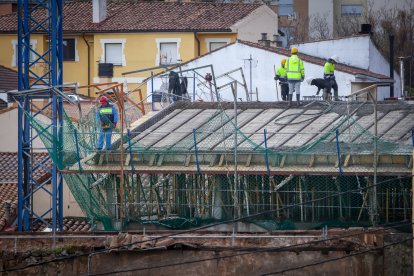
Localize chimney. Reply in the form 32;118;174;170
4;200;11;224
93;0;107;23
258;33;270;47
359;24;372;35
271;34;280;47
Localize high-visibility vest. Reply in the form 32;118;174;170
285;55;304;81
276;66;287;83
324;62;335;79
99;105;114;129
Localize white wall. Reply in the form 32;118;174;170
370;0;412;12
0;108;47;152
294;36;370;69
369;40;401;98
231;5;278;43
308;0;334;38
33;181;85;219
148;42;356;102
293;36;402;99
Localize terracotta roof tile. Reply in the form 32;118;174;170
32;217;92;232
0;65;18;91
0;183;17;231
0;152;52;184
0;1;262;33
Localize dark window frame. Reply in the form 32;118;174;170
63;38;76;61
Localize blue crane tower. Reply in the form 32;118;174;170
17;0;64;231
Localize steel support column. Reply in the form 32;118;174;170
17;0;63;231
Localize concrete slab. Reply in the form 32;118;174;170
283;112;340;148
137;109;203;148
381;112;414;141
151;109;219;149
207;109;264;151
266;109;320;149
237;108;304;150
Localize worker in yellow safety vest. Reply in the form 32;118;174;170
284;47;305;104
96;96;118;150
324;55;339;101
274;59;289;101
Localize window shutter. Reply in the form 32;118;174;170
105;43;123;65
160;43;178;65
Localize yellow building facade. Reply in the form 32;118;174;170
0;32;237;98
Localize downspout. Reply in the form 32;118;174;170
82;34;91;97
194;32;200;56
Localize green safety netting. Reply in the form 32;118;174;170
24;100;413;231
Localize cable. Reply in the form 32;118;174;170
262;236;414;275
1;175;411;273
87;221;412;276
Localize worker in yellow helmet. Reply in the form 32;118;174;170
284;47;305;104
274;59;289;101
324;55;339;101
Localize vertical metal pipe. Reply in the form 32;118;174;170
399;57;405;98
193;72;195;102
335;129;343;176
151;71;154;111
127;128;135;174
389;35;395;97
373;89;378;226
74;129;83;172
264;128;270;176
193;128;201;175
232;81;239;218
249;54;253;98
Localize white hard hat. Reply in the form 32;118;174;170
306;77;314;85
330;55;338;63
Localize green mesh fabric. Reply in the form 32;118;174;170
24;101;413;231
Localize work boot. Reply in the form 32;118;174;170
288;94;292;106
296;94;301;105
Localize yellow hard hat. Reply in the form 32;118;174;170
281;59;286;65
291;47;298;54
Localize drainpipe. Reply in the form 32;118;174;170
194;32;200;56
82;34;91;97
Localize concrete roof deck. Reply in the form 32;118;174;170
67;101;414;175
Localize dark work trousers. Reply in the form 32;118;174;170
280;83;289;101
327;79;339;100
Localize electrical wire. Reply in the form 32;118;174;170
0;175;411;273
87;221;412;276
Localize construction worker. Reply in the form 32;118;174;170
324;55;339;101
96;95;118;151
285;47;305;104
274;59;289;101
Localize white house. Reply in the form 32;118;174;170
292;35;401;99
147;40;391;102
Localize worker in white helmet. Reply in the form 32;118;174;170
324;55;339;101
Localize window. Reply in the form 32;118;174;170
278;0;294;16
100;39;126;66
341;4;362;16
160;42;178;65
63;38;76;61
205;38;230;52
11;40;37;67
105;43;123;65
156;38;181;66
209;42;227;52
